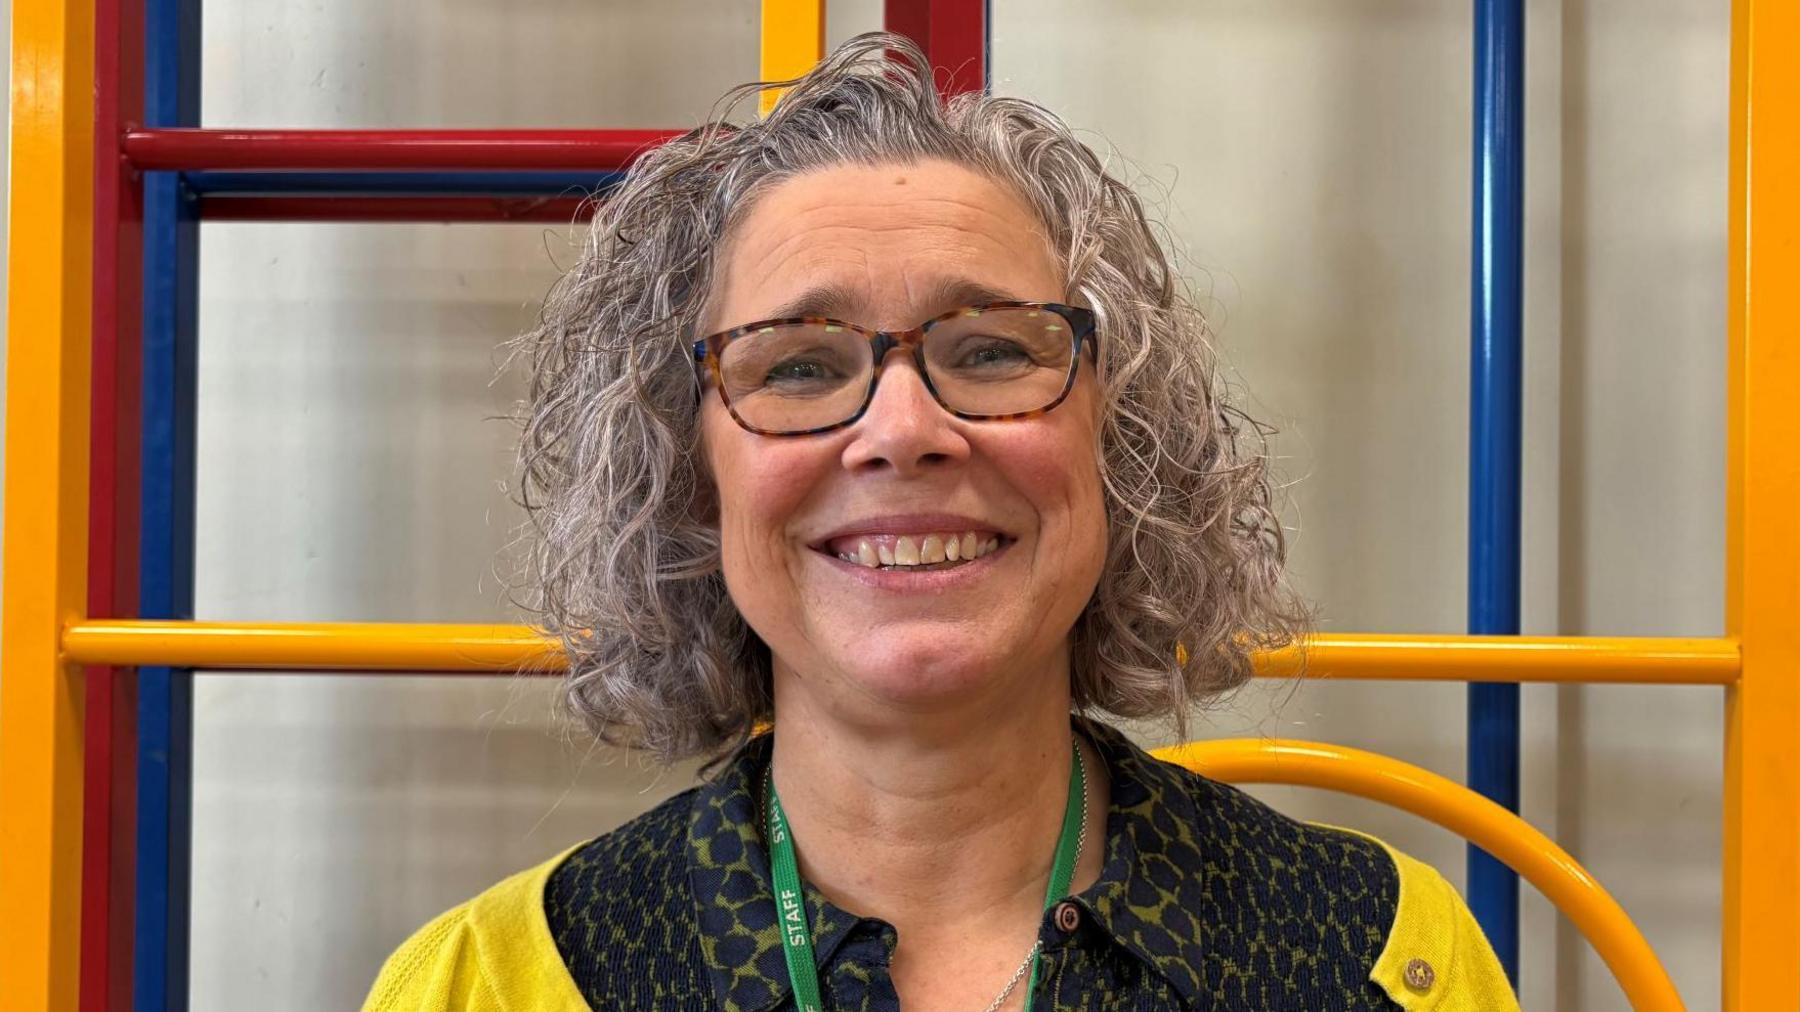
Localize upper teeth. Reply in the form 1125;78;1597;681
835;532;1002;568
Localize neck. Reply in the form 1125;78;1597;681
766;660;1108;945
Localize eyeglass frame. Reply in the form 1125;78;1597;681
690;300;1101;437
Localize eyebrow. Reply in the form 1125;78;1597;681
765;281;864;321
763;277;1027;324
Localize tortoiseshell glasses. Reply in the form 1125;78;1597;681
691;301;1099;436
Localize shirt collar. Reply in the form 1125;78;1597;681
686;733;868;1012
684;721;1211;1011
1070;717;1209;1008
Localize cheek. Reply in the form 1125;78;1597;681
1059;452;1110;576
1042;391;1107;535
997;413;1108;571
1068;389;1110;563
1059;439;1110;600
721;464;811;556
704;410;823;567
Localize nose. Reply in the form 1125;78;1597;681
839;347;970;476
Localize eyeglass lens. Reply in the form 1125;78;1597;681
717;306;1078;433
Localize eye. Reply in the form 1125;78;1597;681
767;358;835;382
954;338;1034;369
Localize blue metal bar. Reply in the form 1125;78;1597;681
184;170;624;196
135;0;200;1008
1468;0;1525;986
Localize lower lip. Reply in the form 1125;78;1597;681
810;541;1010;590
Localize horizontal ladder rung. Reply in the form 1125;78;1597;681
123;128;687;171
199;195;594;224
185;170;625;196
59;621;1741;684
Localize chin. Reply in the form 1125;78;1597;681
834;641;1013;711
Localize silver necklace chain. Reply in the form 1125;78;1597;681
981;738;1088;1012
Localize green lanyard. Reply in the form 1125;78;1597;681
763;743;1087;1012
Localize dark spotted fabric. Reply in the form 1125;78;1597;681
545;719;1402;1010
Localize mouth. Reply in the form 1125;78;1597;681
810;530;1011;572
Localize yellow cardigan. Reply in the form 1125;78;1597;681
364;830;1517;1012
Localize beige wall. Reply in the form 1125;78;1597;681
177;2;1725;1010
992;4;1726;1010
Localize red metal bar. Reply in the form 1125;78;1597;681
83;0;142;1007
198;195;596;224
122;128;686;171
885;0;986;98
80;680;136;1012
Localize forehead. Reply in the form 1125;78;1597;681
710;159;1063;326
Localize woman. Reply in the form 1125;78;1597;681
366;32;1515;1012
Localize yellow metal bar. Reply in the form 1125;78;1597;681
61;621;1740;684
0;0;95;1004
759;0;826;117
1260;632;1737;685
1723;0;1800;1006
1156;739;1684;1011
63;620;566;672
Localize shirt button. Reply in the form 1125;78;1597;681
1403;958;1436;991
1052;900;1082;933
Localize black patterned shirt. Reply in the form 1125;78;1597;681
363;719;1517;1010
515;720;1510;1011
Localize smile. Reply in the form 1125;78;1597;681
820;531;1007;571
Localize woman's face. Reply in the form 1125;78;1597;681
700;159;1108;717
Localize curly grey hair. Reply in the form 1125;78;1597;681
507;31;1308;763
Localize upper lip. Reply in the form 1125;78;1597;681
808;513;1010;551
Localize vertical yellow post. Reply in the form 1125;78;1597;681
0;0;95;1006
760;0;826;117
1723;0;1800;1007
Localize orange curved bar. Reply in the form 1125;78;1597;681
59;620;1739;685
1152;739;1684;1012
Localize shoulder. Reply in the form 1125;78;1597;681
361;847;591;1012
1157;761;1401;1002
544;784;700;936
1149;752;1517;1010
1174;763;1402;918
543;786;715;1005
361;788;704;1012
1352;836;1521;1011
